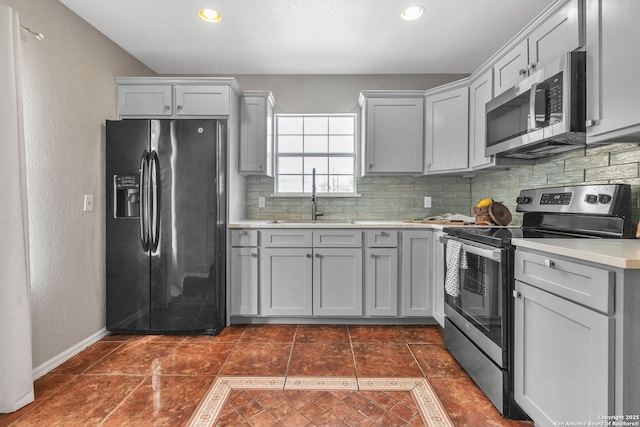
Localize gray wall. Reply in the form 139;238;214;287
0;0;154;370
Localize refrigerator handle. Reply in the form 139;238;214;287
149;150;160;252
139;150;150;251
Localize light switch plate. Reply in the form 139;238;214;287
424;196;432;208
83;194;94;212
258;196;266;208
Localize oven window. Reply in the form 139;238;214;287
445;248;503;347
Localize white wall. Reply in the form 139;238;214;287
0;0;154;369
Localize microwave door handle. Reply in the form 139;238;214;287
529;82;539;131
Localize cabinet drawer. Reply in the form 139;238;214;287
231;229;258;247
313;230;362;248
515;249;614;314
262;230;313;247
366;230;397;247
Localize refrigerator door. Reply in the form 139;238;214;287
149;119;226;333
106;120;152;331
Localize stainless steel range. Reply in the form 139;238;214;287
441;184;633;419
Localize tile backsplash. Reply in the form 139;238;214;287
246;143;640;230
246;175;472;221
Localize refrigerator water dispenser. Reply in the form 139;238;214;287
114;174;139;218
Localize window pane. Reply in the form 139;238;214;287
329;175;354;192
278;135;303;153
305;135;328;153
278;157;303;174
304;174;329;192
304;116;328;134
329;135;354;153
329;117;354;134
278;175;303;193
329;157;354;175
304;157;329;174
278;116;303;134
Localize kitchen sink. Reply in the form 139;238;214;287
268;219;357;224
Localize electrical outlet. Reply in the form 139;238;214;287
83;194;94;212
258;196;266;208
424;196;432;208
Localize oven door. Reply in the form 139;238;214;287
442;235;508;367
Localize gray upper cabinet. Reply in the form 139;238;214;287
585;0;640;143
116;85;173;117
240;91;275;176
115;78;240;118
424;85;469;174
468;70;494;170
493;0;583;96
359;91;424;175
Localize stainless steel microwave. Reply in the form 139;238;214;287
485;51;586;159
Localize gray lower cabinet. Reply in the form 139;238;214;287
514;247;640;425
400;231;433;317
514;280;613;426
313;248;363;316
230;229;259;316
431;231;445;326
261;247;313;316
230;247;259;315
365;248;398;316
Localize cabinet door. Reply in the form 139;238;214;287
230;248;259;315
261;248;312;316
240;95;273;176
514;280;614;426
174;85;230;116
468;70;494;170
585;0;640;143
363;98;424;174
365;248;398;316
401;231;433;317
313;248;363;317
527;0;582;74
493;40;528;97
116;85;172;116
424;86;469;173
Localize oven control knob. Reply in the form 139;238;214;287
585;194;598;204
598;194;612;204
516;196;531;204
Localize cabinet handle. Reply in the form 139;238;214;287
164;105;170;110
544;259;555;268
258;164;263;169
585;119;596;128
251;253;258;258
306;253;312;258
528;62;537;71
370;253;377;258
242;230;248;235
512;290;521;299
368;164;373;169
379;232;387;236
177;105;183;110
519;68;527;76
426;163;431;169
315;253;321;258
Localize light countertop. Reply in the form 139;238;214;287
512;238;640;269
228;220;476;230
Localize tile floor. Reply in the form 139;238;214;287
0;324;533;426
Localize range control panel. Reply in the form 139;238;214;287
516;184;628;215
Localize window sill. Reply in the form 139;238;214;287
270;193;362;198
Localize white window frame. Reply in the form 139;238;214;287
274;113;358;196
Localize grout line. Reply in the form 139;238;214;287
97;374;149;426
215;325;249;376
346;324;360;389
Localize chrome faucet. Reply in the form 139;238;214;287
311;168;323;221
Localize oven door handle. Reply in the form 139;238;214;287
441;236;504;262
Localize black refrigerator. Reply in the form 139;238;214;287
105;119;226;334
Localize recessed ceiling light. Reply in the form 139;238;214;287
401;5;426;21
199;8;221;22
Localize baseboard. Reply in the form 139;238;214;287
32;328;108;380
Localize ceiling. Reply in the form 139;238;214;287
58;0;556;75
